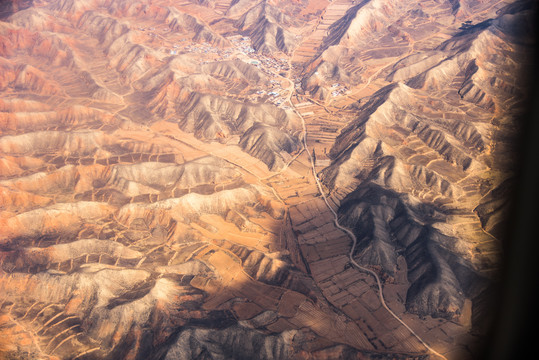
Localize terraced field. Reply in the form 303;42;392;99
0;0;535;359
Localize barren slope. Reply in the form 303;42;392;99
0;0;534;359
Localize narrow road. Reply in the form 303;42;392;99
289;78;448;360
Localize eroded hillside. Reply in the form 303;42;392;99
0;0;534;359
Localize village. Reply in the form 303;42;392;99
135;25;300;109
135;23;352;108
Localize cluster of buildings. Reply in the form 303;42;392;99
249;85;289;108
228;35;256;54
163;40;235;63
224;35;293;108
227;36;289;74
160;34;296;108
330;82;349;97
182;42;229;55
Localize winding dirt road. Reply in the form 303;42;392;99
290;87;448;360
